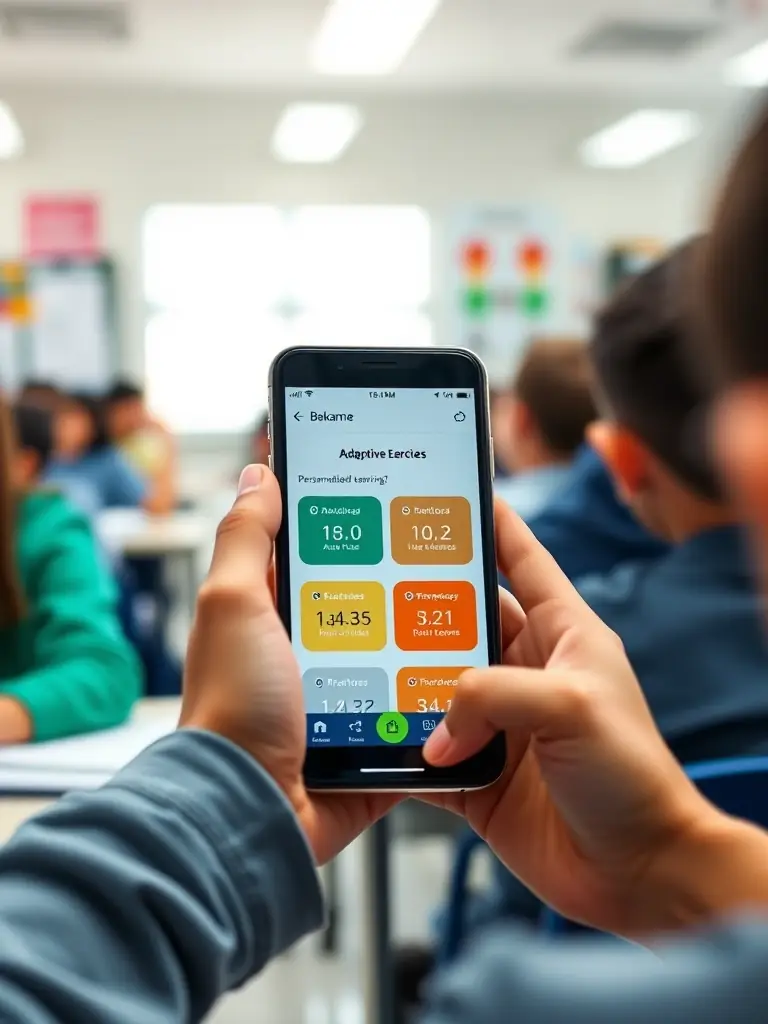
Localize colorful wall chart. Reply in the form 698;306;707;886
446;206;567;385
0;263;32;326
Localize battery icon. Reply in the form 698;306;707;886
456;392;470;399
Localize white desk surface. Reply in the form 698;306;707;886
0;699;181;843
97;510;210;558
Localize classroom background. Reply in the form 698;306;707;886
0;1;766;1022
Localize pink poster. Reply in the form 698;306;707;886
24;196;100;258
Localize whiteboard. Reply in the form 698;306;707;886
27;262;113;390
0;322;20;393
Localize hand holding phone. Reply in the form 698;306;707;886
180;463;402;865
269;347;504;792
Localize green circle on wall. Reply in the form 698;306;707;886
521;288;549;318
463;287;491;318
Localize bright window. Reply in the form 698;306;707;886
144;204;432;433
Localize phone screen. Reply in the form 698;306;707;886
284;386;490;752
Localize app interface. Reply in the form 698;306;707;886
285;387;489;750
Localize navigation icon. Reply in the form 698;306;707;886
376;712;409;744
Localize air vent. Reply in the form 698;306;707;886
571;19;719;59
0;2;128;42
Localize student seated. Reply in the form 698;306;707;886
493;336;596;520
45;392;151;518
105;380;176;515
17;379;61;410
584;239;768;764
492;340;667;589
482;240;768;931
0;402;141;742
525;444;669;581
400;243;768;1012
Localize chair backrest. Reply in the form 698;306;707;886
686;756;768;828
438;829;488;965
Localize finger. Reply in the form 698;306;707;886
424;665;586;766
499;586;525;651
494;498;581;614
204;465;282;602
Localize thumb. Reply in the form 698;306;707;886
204;464;283;602
423;666;589;767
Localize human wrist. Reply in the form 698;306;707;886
642;808;768;934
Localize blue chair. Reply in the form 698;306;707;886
442;756;768;957
438;828;488;965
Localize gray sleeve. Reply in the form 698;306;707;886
0;730;324;1023
422;920;768;1024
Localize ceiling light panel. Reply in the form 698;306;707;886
0;102;23;160
726;39;768;87
579;110;701;169
271;103;362;163
311;0;441;75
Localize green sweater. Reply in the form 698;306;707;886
0;492;142;741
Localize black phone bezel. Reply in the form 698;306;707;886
269;346;504;791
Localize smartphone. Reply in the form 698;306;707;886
269;347;504;792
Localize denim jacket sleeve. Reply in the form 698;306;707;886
0;728;766;1024
0;730;323;1022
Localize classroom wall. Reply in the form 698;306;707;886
0;84;729;389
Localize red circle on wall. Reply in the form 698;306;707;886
462;240;492;275
518;239;547;274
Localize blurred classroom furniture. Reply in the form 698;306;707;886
98;508;209;616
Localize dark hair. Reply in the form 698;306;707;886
513;337;596;458
68;392;109;451
20;378;57;395
0;397;26;626
18;380;63;410
13;404;54;472
591;240;723;502
699;99;768;383
107;378;144;403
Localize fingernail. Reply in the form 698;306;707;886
423;722;453;765
237;464;265;497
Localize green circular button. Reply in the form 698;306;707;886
376;712;409;744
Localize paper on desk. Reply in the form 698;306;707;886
0;711;179;794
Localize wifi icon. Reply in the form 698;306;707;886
305;390;314;398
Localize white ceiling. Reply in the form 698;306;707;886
0;0;765;97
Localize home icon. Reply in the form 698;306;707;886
386;720;400;735
313;721;328;735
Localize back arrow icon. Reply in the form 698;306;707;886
294;411;303;421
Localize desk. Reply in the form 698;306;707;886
98;511;210;616
0;700;180;837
